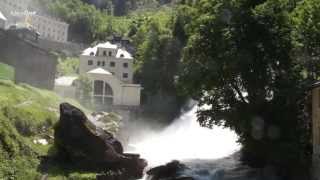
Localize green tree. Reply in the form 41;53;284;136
57;57;79;76
292;0;320;80
76;75;93;108
134;17;187;121
179;0;311;178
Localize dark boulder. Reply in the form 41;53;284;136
54;103;147;179
147;161;194;180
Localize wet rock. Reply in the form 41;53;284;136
147;160;194;180
54;103;147;179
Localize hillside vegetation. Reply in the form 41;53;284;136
0;80;118;179
0;63;14;81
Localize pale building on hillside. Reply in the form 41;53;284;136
28;14;69;42
0;0;69;43
54;42;141;108
80;42;141;107
79;42;134;83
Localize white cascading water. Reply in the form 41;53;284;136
129;105;241;179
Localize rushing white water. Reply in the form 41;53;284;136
129;105;240;167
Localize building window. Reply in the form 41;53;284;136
103;51;107;56
90;52;94;56
123;73;128;79
105;83;113;96
102;61;105;66
88;60;93;65
110;62;115;67
94;80;104;96
97;61;101;66
109;51;112;56
120;54;124;58
123;63;128;68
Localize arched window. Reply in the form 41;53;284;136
104;83;113;96
93;80;103;95
93;81;114;106
104;83;113;105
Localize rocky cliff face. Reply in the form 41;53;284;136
54;103;147;179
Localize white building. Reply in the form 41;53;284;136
80;42;134;83
0;11;7;29
55;42;141;107
28;14;69;42
81;42;141;107
0;0;69;42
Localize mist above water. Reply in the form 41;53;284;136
128;105;240;167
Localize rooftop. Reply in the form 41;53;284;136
81;41;133;59
116;48;133;59
96;41;118;49
87;68;112;75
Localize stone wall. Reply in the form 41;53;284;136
0;29;57;89
38;38;85;56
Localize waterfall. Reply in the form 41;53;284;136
128;105;240;167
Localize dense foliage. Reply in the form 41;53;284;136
131;7;189;121
79;0;175;15
35;0;175;42
56;57;79;77
179;0;316;178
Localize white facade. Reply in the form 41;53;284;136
87;68;141;106
80;42;141;107
80;42;134;84
28;14;69;42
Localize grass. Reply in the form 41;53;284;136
0;80;100;179
0;63;14;81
